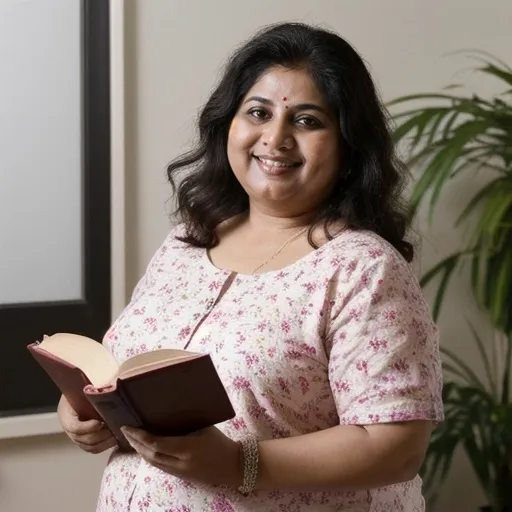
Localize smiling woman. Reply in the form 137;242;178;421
56;21;443;512
227;67;340;210
168;24;415;264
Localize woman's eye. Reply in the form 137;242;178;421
248;108;269;120
296;116;320;128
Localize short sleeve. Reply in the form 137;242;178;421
326;241;444;426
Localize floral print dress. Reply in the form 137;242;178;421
96;224;444;511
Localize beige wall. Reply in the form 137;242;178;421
2;1;511;511
0;435;109;512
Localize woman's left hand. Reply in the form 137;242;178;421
120;425;242;487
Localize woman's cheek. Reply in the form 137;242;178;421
308;134;340;167
229;118;258;149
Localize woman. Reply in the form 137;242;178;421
58;22;443;511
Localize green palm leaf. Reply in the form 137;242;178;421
422;382;507;507
426;120;495;221
441;346;488;392
490;245;512;332
465;318;498;398
478;64;512;88
419;252;461;319
456;179;505;226
392;108;446;145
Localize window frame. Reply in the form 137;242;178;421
0;0;111;418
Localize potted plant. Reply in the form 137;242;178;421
388;53;512;511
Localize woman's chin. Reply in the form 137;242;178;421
250;183;301;205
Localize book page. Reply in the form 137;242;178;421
38;333;118;387
118;349;202;380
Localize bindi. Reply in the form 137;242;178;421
282;96;289;108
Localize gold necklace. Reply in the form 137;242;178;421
251;226;309;274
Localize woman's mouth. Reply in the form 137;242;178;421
253;155;302;176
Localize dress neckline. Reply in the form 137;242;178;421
202;228;356;279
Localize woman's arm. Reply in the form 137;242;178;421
120;419;432;492
255;420;432;491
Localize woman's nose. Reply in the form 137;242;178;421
262;118;295;150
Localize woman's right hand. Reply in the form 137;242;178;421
57;395;117;454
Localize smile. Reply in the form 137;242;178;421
254;156;301;175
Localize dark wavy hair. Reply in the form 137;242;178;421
167;22;414;262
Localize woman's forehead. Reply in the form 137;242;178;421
245;66;327;106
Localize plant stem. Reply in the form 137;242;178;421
501;332;512;405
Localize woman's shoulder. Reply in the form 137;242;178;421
147;223;202;265
325;229;433;321
160;222;202;249
326;228;413;269
320;228;422;292
163;222;188;245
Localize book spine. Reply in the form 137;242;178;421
85;386;143;452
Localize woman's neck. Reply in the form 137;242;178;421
243;206;315;236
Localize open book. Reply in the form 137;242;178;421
27;333;235;450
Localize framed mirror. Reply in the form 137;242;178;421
0;0;111;417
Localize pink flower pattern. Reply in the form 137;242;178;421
96;225;443;511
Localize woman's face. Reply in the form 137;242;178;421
227;65;342;216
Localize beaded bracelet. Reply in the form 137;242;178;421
237;436;259;495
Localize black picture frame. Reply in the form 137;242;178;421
0;0;111;417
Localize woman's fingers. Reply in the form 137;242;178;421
58;395;104;434
70;425;114;447
66;418;106;436
77;435;118;454
57;395;117;454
